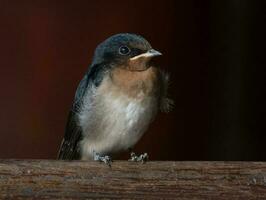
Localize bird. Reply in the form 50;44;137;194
57;33;173;165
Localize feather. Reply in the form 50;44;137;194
159;70;174;113
57;63;107;160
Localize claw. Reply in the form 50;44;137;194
93;150;112;167
128;152;149;163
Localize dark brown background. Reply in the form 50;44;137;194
0;1;265;160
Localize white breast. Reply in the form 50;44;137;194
78;86;158;160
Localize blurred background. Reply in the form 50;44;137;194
0;0;265;160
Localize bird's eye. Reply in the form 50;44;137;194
119;46;130;55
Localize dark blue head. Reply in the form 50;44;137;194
92;33;162;71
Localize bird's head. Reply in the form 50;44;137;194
92;33;162;71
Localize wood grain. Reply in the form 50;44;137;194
0;160;266;199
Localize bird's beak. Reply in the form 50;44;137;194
130;49;162;61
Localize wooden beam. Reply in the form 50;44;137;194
0;160;266;199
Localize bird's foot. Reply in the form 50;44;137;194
93;151;112;167
128;152;149;163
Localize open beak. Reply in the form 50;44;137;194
130;49;162;61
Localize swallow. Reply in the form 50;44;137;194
58;33;173;165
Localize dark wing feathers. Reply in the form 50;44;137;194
57;110;82;159
159;70;174;113
57;64;107;160
57;74;89;160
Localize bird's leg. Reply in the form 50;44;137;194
93;150;112;167
128;151;149;163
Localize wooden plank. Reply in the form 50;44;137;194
0;160;266;199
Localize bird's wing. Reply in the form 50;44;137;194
57;110;82;159
57;73;89;160
57;64;108;160
159;70;174;113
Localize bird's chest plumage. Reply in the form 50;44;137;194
79;67;159;159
